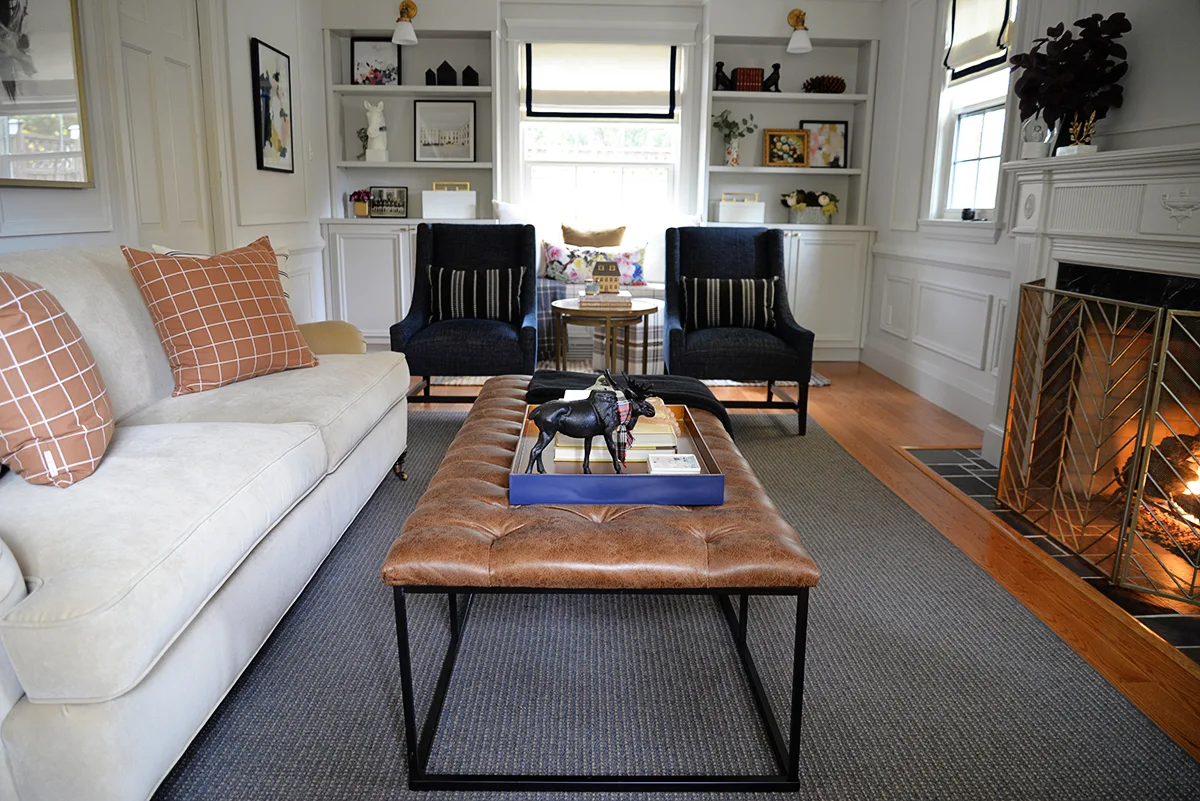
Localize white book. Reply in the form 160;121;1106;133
554;447;653;463
647;453;702;475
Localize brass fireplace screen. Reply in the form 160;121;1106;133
999;281;1200;604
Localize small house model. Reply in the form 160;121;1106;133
593;261;621;294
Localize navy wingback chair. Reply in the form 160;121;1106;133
392;223;537;402
664;227;814;434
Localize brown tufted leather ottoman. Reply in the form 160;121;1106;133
382;375;820;792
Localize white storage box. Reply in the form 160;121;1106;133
422;182;477;220
716;192;765;223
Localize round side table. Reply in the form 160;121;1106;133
551;297;661;373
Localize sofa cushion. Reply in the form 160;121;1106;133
0;272;115;486
122;237;319;395
0;421;327;703
404;318;526;377
0;248;174;422
122;353;408;471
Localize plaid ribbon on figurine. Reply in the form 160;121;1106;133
613;395;636;466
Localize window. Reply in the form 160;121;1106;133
517;43;683;220
0;113;86;183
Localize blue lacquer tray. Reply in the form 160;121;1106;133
509;405;725;506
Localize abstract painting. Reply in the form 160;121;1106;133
251;38;293;173
351;38;399;85
801;120;848;169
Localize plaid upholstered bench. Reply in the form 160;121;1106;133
382;376;821;792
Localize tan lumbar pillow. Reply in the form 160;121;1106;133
562;224;626;248
122;236;318;395
0;272;115;487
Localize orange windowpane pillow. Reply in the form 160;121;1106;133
122;237;317;395
0;272;114;487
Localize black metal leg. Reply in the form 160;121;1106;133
389;589;809;792
766;381;774;402
423;376;431;398
393;450;408;481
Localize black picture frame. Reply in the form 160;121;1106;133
250;38;294;174
799;119;849;169
413;100;477;163
350;37;400;86
369;186;408;218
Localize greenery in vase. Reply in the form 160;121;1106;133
782;190;839;217
1009;12;1131;144
711;110;757;142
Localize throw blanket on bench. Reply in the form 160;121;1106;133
526;370;733;436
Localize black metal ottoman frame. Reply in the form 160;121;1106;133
392;586;810;792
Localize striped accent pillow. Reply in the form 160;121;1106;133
683;276;778;331
122;236;318;395
427;266;527;324
0;272;114;487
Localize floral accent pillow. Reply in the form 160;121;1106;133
543;241;646;286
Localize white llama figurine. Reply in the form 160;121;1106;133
364;101;389;162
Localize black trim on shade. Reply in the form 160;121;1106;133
524;43;678;120
943;0;1011;81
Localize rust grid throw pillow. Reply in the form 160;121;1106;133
122;237;317;395
0;272;114;487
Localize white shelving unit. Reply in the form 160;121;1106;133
704;36;879;226
323;29;499;221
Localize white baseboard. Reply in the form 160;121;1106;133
814;346;862;362
861;341;994;431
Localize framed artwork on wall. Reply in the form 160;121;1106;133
351;37;400;85
762;129;810;168
414;100;476;162
250;38;293;174
0;0;94;188
801;120;849;169
369;186;408;218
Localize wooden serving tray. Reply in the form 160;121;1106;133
508;405;725;506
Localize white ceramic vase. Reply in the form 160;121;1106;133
724;138;739;166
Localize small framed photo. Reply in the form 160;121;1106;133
762;129;810;168
414;100;476;162
801;120;849;169
369;186;408;218
351;37;400;85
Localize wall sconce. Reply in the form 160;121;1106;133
787;9;813;54
392;0;419;46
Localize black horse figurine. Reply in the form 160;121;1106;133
525;373;656;475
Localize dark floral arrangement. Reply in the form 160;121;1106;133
349;189;371;203
782;190;839;217
1010;12;1131;144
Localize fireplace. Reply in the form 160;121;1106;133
998;265;1200;603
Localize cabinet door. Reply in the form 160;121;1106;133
328;226;413;347
788;231;869;356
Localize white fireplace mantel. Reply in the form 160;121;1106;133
981;143;1200;464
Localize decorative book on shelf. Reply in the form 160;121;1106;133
732;67;764;92
578;289;633;308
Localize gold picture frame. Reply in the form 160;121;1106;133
762;129;810;168
0;0;95;188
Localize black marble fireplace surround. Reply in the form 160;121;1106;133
1057;263;1200;310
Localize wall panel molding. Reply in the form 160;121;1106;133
872;243;1012;278
912;280;993;370
879;274;913;339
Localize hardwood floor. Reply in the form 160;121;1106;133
408;365;1200;759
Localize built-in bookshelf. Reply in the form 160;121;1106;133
323;30;498;220
704;36;878;226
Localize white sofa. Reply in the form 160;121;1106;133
0;247;410;801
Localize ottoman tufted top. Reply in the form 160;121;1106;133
382;375;820;590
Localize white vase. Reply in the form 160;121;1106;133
1055;143;1098;157
724;138;739;166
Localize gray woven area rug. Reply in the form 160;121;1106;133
155;413;1200;800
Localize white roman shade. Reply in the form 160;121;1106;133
944;0;1012;79
521;43;678;118
504;2;700;46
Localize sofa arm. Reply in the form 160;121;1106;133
774;306;815;379
298;321;367;355
664;308;685;373
0;538;28;723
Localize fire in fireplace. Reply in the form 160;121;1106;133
998;267;1200;604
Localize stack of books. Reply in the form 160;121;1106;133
554;416;678;463
578;289;633;309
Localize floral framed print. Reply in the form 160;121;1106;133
762;129;810;168
414;100;476;162
351;37;400;86
251;38;293;173
0;0;94;188
801;120;848;169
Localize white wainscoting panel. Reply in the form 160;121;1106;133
912;281;993;370
989;298;1008;377
1050;184;1143;235
879;274;913;339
